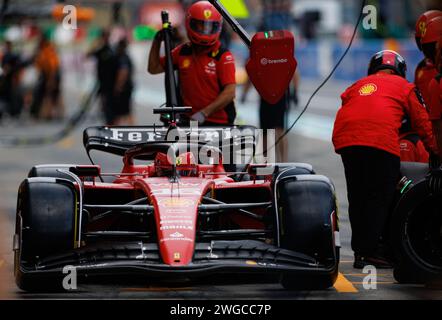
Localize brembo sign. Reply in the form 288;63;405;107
260;58;288;66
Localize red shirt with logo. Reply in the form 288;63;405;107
415;58;438;105
428;76;442;121
160;41;236;124
332;73;436;157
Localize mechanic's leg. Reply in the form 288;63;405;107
359;148;400;256
341;147;366;256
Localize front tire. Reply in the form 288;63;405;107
275;172;339;290
391;179;442;284
14;177;78;291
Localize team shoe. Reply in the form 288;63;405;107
353;254;393;269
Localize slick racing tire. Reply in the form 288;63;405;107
391;179;442;284
28;164;78;181
274;172;339;290
14;177;78;291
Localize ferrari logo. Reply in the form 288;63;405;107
204;9;212;19
359;83;377;96
174;252;181;260
419;22;427;37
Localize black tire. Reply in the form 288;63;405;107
391;179;442;284
275;172;339;290
14;177;78;291
28;164;77;181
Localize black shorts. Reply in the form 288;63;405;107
259;94;288;129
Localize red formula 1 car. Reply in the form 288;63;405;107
13;2;338;292
14;124;339;291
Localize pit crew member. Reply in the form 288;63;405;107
332;50;437;269
414;10;441;104
148;1;236;126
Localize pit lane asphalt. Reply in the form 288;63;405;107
0;71;441;299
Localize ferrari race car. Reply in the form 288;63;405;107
14;1;338;292
13;124;340;291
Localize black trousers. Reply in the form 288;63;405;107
340;146;400;256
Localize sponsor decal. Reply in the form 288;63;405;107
160;237;193;243
159;198;195;207
205;60;217;75
204;9;212;19
359;83;377;96
160;219;193;225
419;21;427;37
246;260;257;265
182;58;191;69
170;231;184;238
260;58;288;66
160;225;193;231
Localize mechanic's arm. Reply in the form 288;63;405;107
407;88;438;154
147;34;165;75
201;84;236;117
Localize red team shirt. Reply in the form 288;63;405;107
333;73;436;157
160;41;236;124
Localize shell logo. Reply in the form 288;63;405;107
182;59;191;69
359;83;377;96
204;9;212;19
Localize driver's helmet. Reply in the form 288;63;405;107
154;152;197;177
185;1;223;46
176;152;197;177
415;10;442;50
367;50;407;78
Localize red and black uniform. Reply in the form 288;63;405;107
332;72;436;257
160;41;236;124
415;58;438;107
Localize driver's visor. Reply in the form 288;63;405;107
190;18;221;35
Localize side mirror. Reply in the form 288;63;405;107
246;31;297;104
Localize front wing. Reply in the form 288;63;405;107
19;240;337;280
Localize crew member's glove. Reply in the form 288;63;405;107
191;111;207;124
